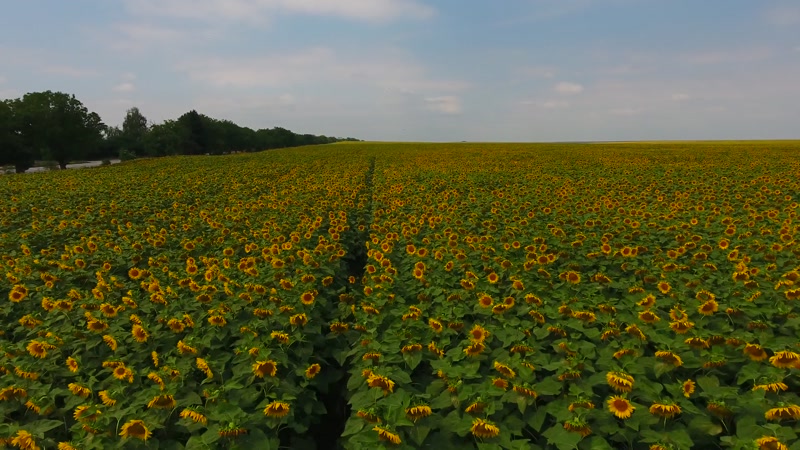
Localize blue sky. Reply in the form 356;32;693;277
1;0;798;141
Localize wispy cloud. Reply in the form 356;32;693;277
680;47;775;65
175;46;468;94
764;4;800;26
39;65;100;77
541;100;570;108
671;93;689;101
554;81;584;94
122;0;435;23
519;66;557;79
425;96;461;114
113;82;136;92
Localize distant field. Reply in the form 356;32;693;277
2;141;800;450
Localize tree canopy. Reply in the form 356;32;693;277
1;90;360;172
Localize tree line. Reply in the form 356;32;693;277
0;91;360;173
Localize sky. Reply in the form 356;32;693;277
1;0;799;142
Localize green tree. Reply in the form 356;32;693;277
176;110;209;155
0;99;38;173
144;120;186;157
17;91;106;169
121;107;149;156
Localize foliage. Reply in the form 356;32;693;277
1;141;799;450
1;91;360;169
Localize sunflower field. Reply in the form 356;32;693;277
1;141;800;450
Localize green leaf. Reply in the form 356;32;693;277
542;424;583;450
580;437;614;450
410;425;432;446
528;407;547;432
535;377;563;396
695;375;720;392
341;418;365;437
29;420;63;434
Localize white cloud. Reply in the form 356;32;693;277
608;107;642;116
39;65;99;77
541;100;570;108
554;81;584;94
176;47;468;94
681;47;775;65
520;66;556;79
424;96;461;114
671;93;689;101
764;5;800;26
122;0;435;23
0;76;6;84
113;82;136;92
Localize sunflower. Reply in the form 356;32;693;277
608;396;635;419
493;361;516;379
682;380;696;398
698;300;719;315
464;342;486;357
513;384;538;398
684;337;709;349
477;294;493;308
367;374;395;394
99;390;116;407
251;360;277;378
657;281;671;294
180;407;208;425
208;315;227;327
655;351;683;367
362;352;381;362
357;410;381;423
113;365;132;382
406;405;432;422
649;402;681;418
568;400;595;412
86;319;108;332
707;401;733;418
465;401;486;414
563;418;591;437
57;442;78;450
196;358;213;379
563;271;581;284
529;310;546;323
401;343;422;353
471;418;500;439
756;436;789;450
753;382;789;393
636;294;656;308
177;340;197;354
147;394;176;409
9;285;29;303
10;430;38;450
300;291;316;305
769;351;800;369
330;322;349;333
492;377;509;390
606;371;635;393
765;404;800;421
68;383;91;398
373;426;402;444
290;313;308;327
613;349;636;359
264;401;291;418
131;324;149;342
119;420;151;441
625;324;646;340
743;344;768;361
26;341;50;359
510;344;534;355
305;363;321;379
